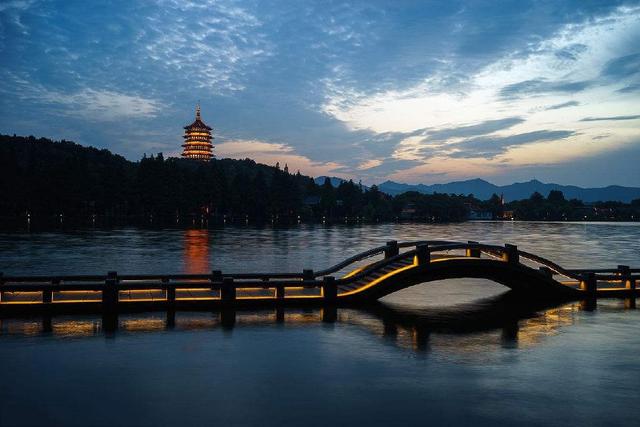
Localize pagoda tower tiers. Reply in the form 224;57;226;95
182;105;214;160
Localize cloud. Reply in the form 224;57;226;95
601;53;640;79
449;130;575;159
52;89;161;120
498;79;591;100
2;72;161;120
216;139;345;177
357;159;422;175
580;115;640;122
545;101;580;110
554;43;588;61
321;5;640;176
357;159;383;170
616;83;640;93
425;117;525;141
142;1;272;93
215;140;293;155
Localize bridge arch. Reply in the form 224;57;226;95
333;242;586;302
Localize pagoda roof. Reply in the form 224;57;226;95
184;118;212;131
184;105;212;131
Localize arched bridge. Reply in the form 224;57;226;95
318;240;638;301
1;241;638;312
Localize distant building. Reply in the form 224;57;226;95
182;105;214;160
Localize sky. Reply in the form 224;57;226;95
1;0;639;187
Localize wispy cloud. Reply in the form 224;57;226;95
545;101;580;110
449;130;575;159
2;72;161;120
217;139;345;177
499;79;591;100
425;117;525;141
321;5;640;182
580;115;640;122
142;0;272;93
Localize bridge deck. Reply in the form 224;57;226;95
1;240;638;313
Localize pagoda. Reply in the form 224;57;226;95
182;105;214;160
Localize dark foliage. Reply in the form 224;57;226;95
0;135;471;224
3;135;636;226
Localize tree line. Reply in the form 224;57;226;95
0;135;472;225
1;134;638;227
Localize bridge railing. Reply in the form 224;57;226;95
314;244;388;277
313;240;460;278
2;241;638;308
334;241;523;288
516;250;584;281
0;271;330;308
334;241;639;292
336;248;419;286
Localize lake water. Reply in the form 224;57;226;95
1;222;639;426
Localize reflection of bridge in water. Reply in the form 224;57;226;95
1;240;638;313
1;295;634;354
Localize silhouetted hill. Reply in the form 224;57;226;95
377;179;640;202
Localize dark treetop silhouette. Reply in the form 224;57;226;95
1;134;638;227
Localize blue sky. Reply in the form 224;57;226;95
1;0;639;186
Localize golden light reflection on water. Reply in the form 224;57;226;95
52;320;101;336
175;315;221;330
120;317;166;332
183;229;210;274
0;299;635;358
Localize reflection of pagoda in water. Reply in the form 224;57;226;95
183;229;211;274
182;105;214;160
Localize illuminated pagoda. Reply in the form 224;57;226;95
182;105;214;160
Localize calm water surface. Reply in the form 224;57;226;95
1;222;639;426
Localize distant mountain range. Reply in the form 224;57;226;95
316;177;640;203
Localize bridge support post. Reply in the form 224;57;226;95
580;272;597;295
619;265;634;290
385;241;399;258
43;279;56;303
164;278;175;304
502;244;519;264
303;269;314;281
322;276;337;303
276;284;285;300
221;277;236;303
103;271;118;312
466;241;480;258
211;270;223;283
211;270;223;296
416;244;430;266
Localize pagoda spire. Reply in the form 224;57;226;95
195;103;201;120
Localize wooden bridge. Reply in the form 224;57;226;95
1;240;638;313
